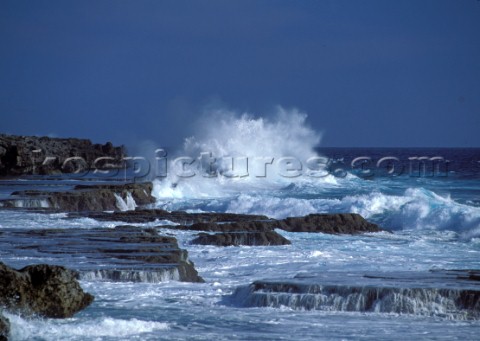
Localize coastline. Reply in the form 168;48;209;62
0;134;479;340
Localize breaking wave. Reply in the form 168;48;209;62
225;187;480;238
151;105;480;238
153;106;342;199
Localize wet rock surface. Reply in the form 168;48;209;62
229;270;480;319
0;262;94;318
0;312;9;341
0;134;124;176
83;209;270;225
1;182;155;211
80;210;384;235
274;213;383;234
191;230;292;246
0;226;203;283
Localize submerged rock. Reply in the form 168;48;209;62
0;262;94;318
191;231;291;246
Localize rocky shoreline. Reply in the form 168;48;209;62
1;183;479;339
0;178;390;339
0;181;386;248
0;135;479;339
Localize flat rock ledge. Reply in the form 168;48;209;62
84;209;270;225
181;213;382;234
1;182;155;211
191;231;292;247
274;213;382;234
229;270;480;320
0;226;204;284
0;262;94;319
82;210;385;235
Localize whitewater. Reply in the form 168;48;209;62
1;108;479;340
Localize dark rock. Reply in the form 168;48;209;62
0;133;125;177
81;211;384;235
176;213;383;235
0;311;9;341
185;221;274;232
1;182;155;211
99;226;204;283
0;262;94;318
191;231;291;246
83;209;270;224
431;269;480;282
0;226;204;283
274;213;383;234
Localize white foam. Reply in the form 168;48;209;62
6;313;169;340
80;268;181;283
125;192;137;210
341;188;480;236
114;192;137;211
12;198;50;208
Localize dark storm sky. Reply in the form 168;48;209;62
1;0;479;148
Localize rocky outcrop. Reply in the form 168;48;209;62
81;211;384;235
184;221;274;232
84;209;270;224
0;226;204;283
0;134;125;176
0;262;94;318
185;214;383;234
0;312;9;341
191;231;291;246
179;213;383;235
1;182;155;211
274;213;382;234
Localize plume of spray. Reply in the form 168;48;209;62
152;106;326;200
183;106;320;162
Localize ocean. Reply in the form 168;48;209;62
1;113;479;340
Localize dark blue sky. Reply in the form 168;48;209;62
1;0;479;148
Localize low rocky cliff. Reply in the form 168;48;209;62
0;134;125;176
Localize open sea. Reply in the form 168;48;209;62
1;115;480;340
